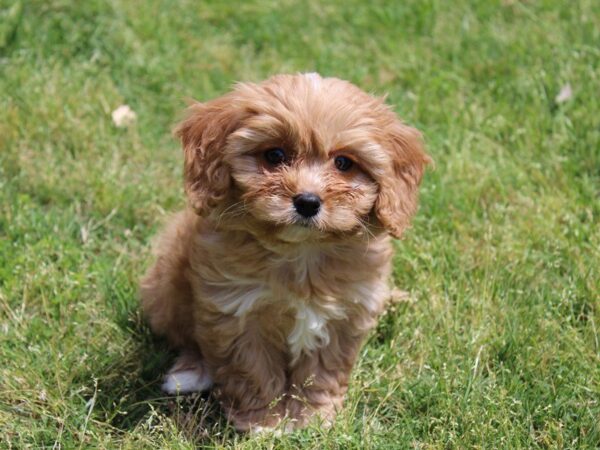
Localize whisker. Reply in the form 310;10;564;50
214;200;248;228
357;216;375;254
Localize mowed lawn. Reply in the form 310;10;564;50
1;0;599;448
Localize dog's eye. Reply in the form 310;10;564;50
334;155;353;172
264;148;287;166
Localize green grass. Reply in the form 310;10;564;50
1;0;599;448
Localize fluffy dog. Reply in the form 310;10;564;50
141;73;430;431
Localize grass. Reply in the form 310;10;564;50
1;0;599;448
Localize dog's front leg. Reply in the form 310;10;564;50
284;323;367;429
201;317;288;432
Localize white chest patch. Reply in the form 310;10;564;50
287;302;336;363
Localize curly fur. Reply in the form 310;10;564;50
140;73;430;431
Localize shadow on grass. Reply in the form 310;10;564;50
89;311;238;444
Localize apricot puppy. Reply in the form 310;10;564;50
141;73;430;431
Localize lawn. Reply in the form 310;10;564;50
1;0;599;448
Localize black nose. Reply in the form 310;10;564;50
293;193;321;218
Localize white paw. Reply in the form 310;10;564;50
161;369;213;394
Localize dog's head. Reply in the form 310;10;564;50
176;73;430;243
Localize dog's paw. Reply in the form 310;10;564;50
162;369;213;394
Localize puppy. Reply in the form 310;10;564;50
141;73;430;431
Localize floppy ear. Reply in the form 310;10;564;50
375;120;431;238
175;95;242;216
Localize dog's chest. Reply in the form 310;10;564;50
207;249;351;359
274;251;343;360
285;300;345;363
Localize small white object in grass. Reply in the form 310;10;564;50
80;225;89;244
111;104;137;127
162;369;213;394
555;84;573;104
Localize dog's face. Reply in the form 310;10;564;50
177;74;430;243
